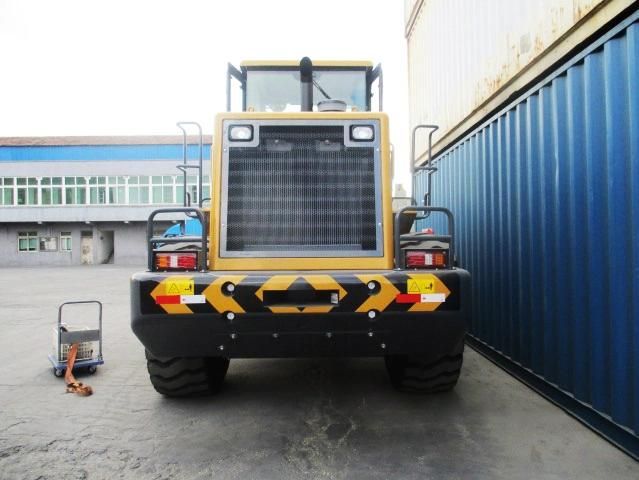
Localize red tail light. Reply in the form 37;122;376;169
155;252;198;271
405;250;447;269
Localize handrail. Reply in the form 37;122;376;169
410;124;439;211
176;122;204;207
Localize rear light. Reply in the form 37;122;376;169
155;252;198;271
405;250;447;269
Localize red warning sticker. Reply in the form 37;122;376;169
155;295;205;305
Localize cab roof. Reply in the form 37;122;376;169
240;60;374;69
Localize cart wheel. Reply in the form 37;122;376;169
53;368;64;378
87;365;98;375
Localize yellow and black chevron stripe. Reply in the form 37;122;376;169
140;272;460;316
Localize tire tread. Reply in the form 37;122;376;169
145;350;229;397
385;341;464;393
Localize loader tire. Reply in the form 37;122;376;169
145;350;230;397
385;340;464;393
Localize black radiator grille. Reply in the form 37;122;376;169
225;125;378;254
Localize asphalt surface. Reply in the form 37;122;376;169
0;265;637;479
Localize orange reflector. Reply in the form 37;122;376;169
405;250;446;269
155;252;197;271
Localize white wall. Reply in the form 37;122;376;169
405;0;632;160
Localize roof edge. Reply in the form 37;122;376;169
240;60;373;68
0;135;213;147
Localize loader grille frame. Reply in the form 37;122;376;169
220;119;383;258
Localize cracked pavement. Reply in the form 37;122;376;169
0;265;637;479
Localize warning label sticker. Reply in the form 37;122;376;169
155;294;205;305
420;293;446;303
180;295;205;304
165;279;194;295
407;277;436;294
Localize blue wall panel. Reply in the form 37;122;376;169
416;15;639;441
0;144;211;162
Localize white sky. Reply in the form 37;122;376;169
0;0;410;189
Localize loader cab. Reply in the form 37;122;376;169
226;60;383;113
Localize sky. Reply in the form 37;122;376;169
0;0;410;189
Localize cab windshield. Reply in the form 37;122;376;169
245;69;368;112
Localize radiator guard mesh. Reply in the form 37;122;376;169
220;121;383;258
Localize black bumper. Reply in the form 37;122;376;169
131;269;470;358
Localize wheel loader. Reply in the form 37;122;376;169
130;58;470;396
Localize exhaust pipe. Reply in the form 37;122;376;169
300;57;313;112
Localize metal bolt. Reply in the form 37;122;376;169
226;312;235;321
367;281;376;291
226;283;235;293
218;345;225;351
380;343;386;349
326;332;332;339
368;310;377;319
272;333;279;339
368;331;374;337
230;333;237;340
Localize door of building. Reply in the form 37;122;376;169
81;231;93;265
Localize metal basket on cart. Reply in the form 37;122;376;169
52;326;96;362
48;301;104;377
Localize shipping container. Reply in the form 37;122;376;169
406;0;636;162
413;9;639;457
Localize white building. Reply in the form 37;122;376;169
0;136;211;266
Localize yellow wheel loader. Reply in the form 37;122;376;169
131;58;470;396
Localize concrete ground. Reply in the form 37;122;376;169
0;266;636;480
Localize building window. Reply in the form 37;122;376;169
18;231;38;252
128;175;150;204
16;177;38;205
202;175;211;204
0;177;15;205
89;176;107;204
41;177;63;205
107;176;127;204
3;174;209;207
39;236;58;251
152;175;176;204
60;232;72;251
64;176;87;205
176;175;209;205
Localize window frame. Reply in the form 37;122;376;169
17;231;38;252
39;236;59;252
60;232;72;252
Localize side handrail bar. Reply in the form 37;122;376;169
394;206;455;270
146;207;207;271
410;124;439;214
176;122;204;207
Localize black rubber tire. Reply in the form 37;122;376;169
145;350;230;397
385;340;464;393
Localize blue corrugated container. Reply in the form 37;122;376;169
416;12;639;456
